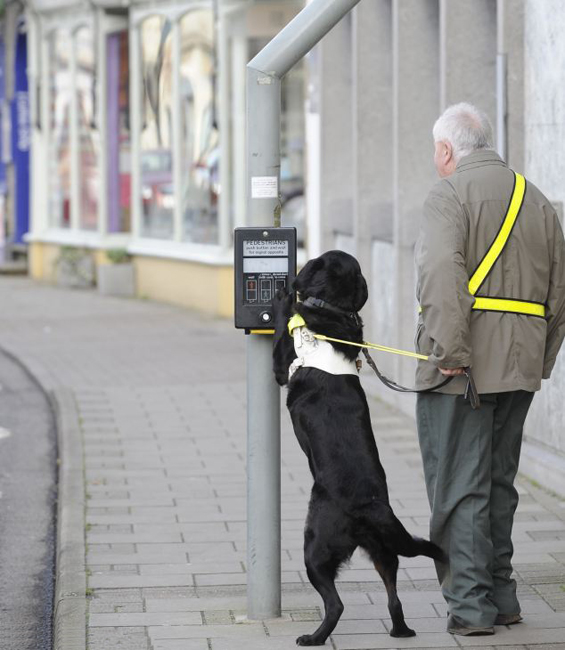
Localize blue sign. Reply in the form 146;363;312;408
11;23;29;243
0;35;6;198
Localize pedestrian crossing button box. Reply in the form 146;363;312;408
234;227;297;331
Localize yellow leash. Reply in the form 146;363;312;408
313;334;428;361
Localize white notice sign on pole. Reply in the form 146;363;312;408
251;176;278;199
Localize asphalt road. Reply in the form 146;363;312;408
0;350;57;649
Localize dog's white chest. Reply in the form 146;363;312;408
289;326;359;381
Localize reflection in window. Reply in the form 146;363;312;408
140;15;173;239
76;26;99;231
179;9;219;244
49;30;72;229
107;29;131;233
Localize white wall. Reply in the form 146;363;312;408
520;0;565;493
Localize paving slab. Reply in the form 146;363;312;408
331;631;459;648
457;626;565;645
89;612;203;627
152;641;209;650
147;622;268;639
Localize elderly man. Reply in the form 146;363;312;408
415;103;565;636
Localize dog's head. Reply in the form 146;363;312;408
293;250;368;314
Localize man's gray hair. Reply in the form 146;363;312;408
433;103;494;163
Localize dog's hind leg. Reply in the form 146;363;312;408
370;547;416;638
297;499;356;647
297;534;351;646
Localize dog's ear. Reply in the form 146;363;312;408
354;273;368;312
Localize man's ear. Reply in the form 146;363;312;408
445;141;454;164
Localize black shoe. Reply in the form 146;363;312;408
495;613;522;625
447;614;494;636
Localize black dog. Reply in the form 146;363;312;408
272;250;446;646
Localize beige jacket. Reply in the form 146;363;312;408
415;150;565;394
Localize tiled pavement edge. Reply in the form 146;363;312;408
1;278;565;650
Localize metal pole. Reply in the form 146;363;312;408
246;69;282;229
245;0;362;621
246;334;281;619
249;0;364;77
246;69;282;622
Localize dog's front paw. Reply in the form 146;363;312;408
272;286;293;327
275;284;289;297
296;633;326;646
273;285;290;305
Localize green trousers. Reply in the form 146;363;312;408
416;390;534;628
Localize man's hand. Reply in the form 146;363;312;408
439;367;466;376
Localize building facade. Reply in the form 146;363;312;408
26;0;305;314
24;0;565;494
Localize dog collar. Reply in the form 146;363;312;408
302;296;361;326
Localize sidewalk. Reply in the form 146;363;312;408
1;277;565;650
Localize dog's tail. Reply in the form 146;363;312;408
377;505;447;564
401;534;447;564
392;518;447;564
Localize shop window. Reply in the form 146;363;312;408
179;9;218;244
48;30;71;229
107;29;131;233
140;15;173;239
76;26;99;231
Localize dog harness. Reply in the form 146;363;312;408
287;314;359;381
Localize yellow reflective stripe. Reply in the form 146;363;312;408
468;172;526;296
472;297;546;317
250;329;275;334
419;300;545;317
288;313;306;334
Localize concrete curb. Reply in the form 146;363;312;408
51;387;87;650
0;347;87;650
